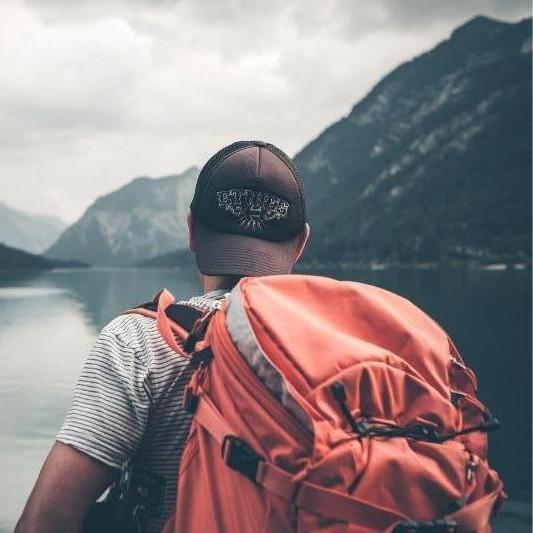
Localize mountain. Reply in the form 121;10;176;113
140;16;531;270
0;200;67;254
46;167;199;266
0;243;87;270
295;16;532;266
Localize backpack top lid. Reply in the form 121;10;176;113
227;274;453;399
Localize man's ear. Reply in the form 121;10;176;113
187;212;196;253
293;223;310;264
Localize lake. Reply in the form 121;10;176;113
0;267;530;531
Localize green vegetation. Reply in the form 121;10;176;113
296;17;531;266
0;243;88;270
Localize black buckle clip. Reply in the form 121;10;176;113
184;310;216;353
394;519;458;532
482;408;501;431
191;347;213;366
222;435;263;483
183;386;199;414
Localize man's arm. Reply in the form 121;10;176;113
16;318;151;532
15;441;116;533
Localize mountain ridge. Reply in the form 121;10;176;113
46;166;199;266
142;15;531;269
0;200;67;254
44;15;531;269
294;15;531;265
0;242;87;270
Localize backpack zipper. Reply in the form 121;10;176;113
211;314;313;449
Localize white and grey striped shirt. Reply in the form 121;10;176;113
57;290;227;533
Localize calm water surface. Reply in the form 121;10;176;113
0;267;530;531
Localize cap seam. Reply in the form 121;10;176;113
196;144;259;210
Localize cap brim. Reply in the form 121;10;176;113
195;221;297;276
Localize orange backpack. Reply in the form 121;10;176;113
136;275;505;532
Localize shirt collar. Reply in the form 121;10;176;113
203;289;229;301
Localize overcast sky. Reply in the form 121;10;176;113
0;0;530;222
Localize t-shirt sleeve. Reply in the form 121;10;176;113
57;319;151;468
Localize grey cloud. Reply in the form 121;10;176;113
0;0;530;222
379;0;530;27
24;0;179;17
290;0;530;39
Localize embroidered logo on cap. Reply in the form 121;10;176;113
217;189;289;232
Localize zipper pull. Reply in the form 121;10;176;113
331;381;367;436
466;454;478;484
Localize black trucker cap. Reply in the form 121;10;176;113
190;140;306;276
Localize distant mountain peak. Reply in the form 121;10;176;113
295;15;531;266
452;15;505;36
46;166;200;266
129;176;153;185
128;166;199;185
450;15;531;53
0;200;67;254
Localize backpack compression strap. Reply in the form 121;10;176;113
193;395;407;529
193;393;504;532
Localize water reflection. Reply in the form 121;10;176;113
0;268;201;531
0;267;202;332
0;282;95;532
0;267;530;531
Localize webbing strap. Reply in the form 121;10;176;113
194;395;409;529
256;461;408;529
257;463;501;531
195;394;234;443
155;289;183;354
127;289;210;355
194;395;502;530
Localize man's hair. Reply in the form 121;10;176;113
210;274;244;291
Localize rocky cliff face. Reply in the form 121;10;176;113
46;167;199;266
295;16;531;265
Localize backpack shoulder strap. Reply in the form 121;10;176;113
125;289;208;354
129;297;205;330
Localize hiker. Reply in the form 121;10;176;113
16;140;504;532
15;140;310;533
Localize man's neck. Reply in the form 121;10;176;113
200;273;242;293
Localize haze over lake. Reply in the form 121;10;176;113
0;266;530;532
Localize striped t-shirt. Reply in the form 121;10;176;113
57;290;227;533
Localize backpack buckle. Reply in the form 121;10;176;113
184;310;217;353
222;435;263;483
183;386;199;414
191;347;213;366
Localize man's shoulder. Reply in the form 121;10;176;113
100;291;226;350
103;312;155;336
99;311;165;357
